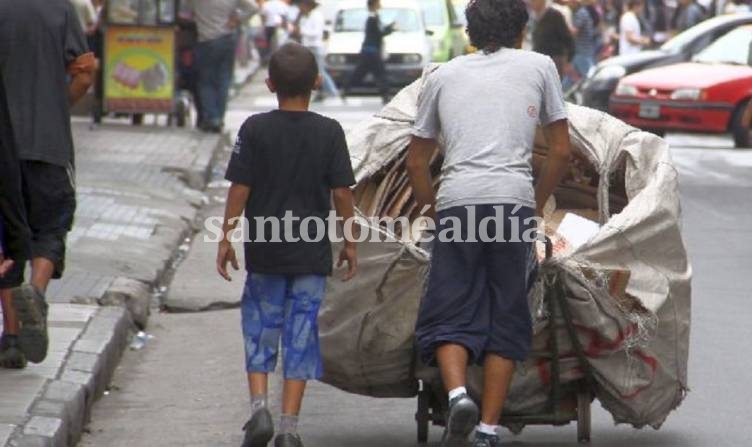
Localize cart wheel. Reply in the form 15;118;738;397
577;389;592;443
132;114;144;126
416;389;430;444
506;422;525;436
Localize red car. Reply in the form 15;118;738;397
609;24;752;147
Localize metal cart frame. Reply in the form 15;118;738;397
415;238;595;444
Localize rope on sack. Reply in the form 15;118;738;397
544;256;659;356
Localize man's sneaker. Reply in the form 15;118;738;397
274;433;303;447
0;335;27;369
472;431;501;447
442;393;479;446
12;285;48;364
241;407;274;447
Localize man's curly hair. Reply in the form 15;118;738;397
465;0;529;53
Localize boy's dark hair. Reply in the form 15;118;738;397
269;43;319;97
465;0;529;53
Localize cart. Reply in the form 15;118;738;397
98;0;190;126
414;238;595;444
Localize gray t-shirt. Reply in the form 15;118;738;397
413;48;567;211
0;0;89;168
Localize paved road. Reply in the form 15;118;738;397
80;81;752;447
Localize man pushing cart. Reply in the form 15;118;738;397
317;0;691;443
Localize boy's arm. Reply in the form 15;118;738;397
217;183;251;281
534;119;571;217
406;136;438;222
332;187;357;281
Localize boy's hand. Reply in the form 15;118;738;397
216;240;240;281
337;245;358;282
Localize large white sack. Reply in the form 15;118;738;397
319;69;691;429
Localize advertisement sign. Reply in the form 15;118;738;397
104;26;174;113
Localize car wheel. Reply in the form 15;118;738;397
731;99;752;149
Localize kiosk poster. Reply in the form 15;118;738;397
104;26;174;113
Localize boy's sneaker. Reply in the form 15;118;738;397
12;285;48;364
274;433;303;447
0;335;27;369
241;407;274;447
472;431;501;447
442;393;479;446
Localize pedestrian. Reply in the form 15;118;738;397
619;0;651;55
0;75;32;369
529;0;576;78
0;0;96;369
70;0;98;36
405;0;572;444
216;43;358;447
342;0;396;104
672;0;705;33
189;0;258;133
571;0;598;79
294;0;339;101
262;0;292;58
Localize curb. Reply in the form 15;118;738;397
3;127;230;447
7;307;131;447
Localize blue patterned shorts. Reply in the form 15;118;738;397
241;273;326;380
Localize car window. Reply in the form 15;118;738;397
335;7;422;32
419;0;447;27
692;26;752;65
660;18;745;53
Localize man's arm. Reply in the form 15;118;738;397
406;136;438;223
68;72;94;105
333;187;358;281
217;183;251;281
534;120;571;217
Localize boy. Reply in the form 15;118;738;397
405;0;572;445
216;43;358;447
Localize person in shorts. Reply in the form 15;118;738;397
0;0;96;369
405;0;573;445
216;43;358;447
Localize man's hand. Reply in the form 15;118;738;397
0;254;13;277
337;245;357;282
216;240;239;281
227;14;242;31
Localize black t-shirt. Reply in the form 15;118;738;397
0;0;88;168
225;110;356;275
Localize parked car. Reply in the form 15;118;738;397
580;12;752;111
609;25;752;147
325;0;433;88
418;0;467;61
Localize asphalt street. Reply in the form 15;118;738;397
80;79;752;447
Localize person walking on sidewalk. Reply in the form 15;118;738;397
188;0;258;133
405;0;572;445
528;0;575;78
0;0;96;369
0;76;32;369
216;43;358;447
294;0;340;101
342;0;396;103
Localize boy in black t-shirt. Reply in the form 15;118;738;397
217;43;358;447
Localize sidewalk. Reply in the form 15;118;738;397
0;120;225;447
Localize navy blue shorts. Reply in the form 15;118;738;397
415;204;537;365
